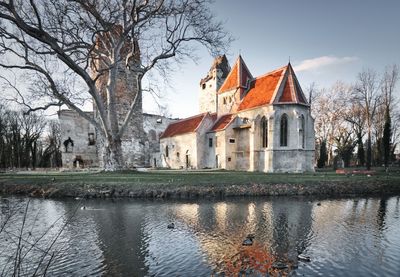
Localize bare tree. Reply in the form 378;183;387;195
354;69;382;170
0;106;45;169
40;120;62;168
343;92;366;166
0;0;231;170
313;82;353;166
381;65;399;167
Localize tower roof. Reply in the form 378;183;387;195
276;63;307;104
237;63;308;111
200;55;230;85
218;55;253;93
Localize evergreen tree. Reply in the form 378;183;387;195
366;137;372;170
317;140;328;168
356;133;365;166
383;106;392;168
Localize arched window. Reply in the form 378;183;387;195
300;115;305;148
165;145;169;158
261;116;268;148
280;114;288;146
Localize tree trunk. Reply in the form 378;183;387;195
102;137;124;171
366;133;372;170
356;132;365;166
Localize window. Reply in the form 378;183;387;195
202;83;206;89
229;138;235;144
280;114;288;146
209;138;213;147
227;157;232;162
300;115;305;148
261;116;268;148
223;97;227;104
165;145;169;158
88;133;95;145
176;152;180;158
63;137;74;153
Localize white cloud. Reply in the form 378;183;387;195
294;56;358;72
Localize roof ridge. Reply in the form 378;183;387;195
252;65;288;81
194;112;214;132
209;113;235;132
218;55;253;94
168;112;207;124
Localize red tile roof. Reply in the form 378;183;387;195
219;55;252;94
279;74;295;102
160;113;207;139
277;63;307;104
210;114;234;132
237;67;285;111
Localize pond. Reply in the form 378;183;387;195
1;195;400;276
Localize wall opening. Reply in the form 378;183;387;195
261;116;268;148
280;114;288;147
88;133;95;145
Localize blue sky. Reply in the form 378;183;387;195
143;0;400;118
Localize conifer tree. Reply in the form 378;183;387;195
383;106;392;168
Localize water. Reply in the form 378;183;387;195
1;195;400;276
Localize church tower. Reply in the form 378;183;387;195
91;26;148;167
199;55;230;114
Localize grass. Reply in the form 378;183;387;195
1;167;400;187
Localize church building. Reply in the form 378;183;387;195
159;55;315;172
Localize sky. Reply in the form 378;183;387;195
143;0;400;118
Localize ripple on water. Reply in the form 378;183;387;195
2;197;400;276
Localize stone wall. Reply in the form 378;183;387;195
160;133;198;169
202;104;315;173
199;55;230;114
143;113;179;167
58;110;98;168
217;88;242;115
91;28;148;168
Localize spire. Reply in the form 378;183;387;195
218;55;252;93
276;63;308;105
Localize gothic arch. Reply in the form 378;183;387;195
300;114;305;148
261;116;268;148
280;114;288;147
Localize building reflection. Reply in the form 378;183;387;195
171;198;314;275
84;200;149;276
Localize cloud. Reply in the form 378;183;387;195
294;56;358;72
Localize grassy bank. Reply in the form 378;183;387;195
1;169;400;198
1;169;400;185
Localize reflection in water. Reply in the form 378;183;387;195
1;196;400;276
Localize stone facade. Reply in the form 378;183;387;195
59;110;99;168
59;27;180;169
199;55;230;113
160;55;315;172
143;113;179;168
59;110;175;169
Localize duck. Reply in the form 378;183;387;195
298;253;311;262
242;237;253;246
167;223;175;229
